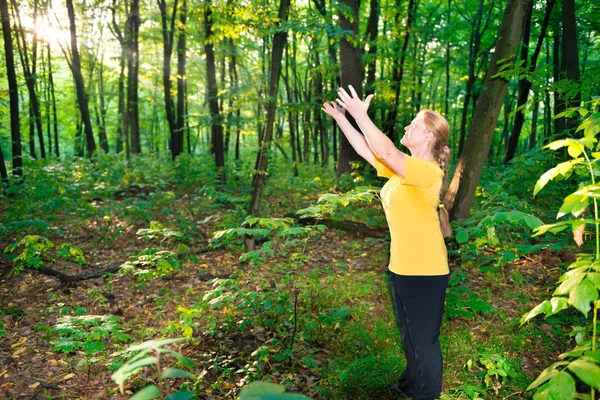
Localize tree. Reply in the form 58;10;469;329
127;0;141;154
0;0;22;177
157;0;181;160
336;0;363;176
204;0;225;182
65;0;96;157
445;0;531;219
503;0;555;163
247;0;291;250
11;0;45;159
455;0;496;156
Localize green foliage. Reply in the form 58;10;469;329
49;314;132;355
466;351;517;389
239;381;311;399
120;249;182;283
522;101;600;399
137;221;184;243
4;235;87;275
110;337;196;399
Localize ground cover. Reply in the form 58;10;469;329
0;152;584;399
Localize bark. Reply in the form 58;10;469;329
96;55;109;153
204;0;225;183
127;0;141;153
504;0;555;163
445;0;530;220
157;0;181;159
66;0;96;157
457;0;494;156
561;0;580;131
336;0;364;176
0;143;7;183
109;0;126;155
247;0;290;250
0;0;22;177
11;0;45;159
364;0;379;95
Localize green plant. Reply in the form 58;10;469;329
466;351;517;390
521;101;600;398
137;221;184;243
120;249;182;284
111;337;196;399
4;235;87;275
238;381;311;399
50;314;132;355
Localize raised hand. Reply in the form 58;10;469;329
335;85;374;119
321;101;346;120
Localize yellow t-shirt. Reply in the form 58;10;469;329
375;154;449;276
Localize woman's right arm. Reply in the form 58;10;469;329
322;101;375;168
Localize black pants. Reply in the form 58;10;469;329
390;272;449;400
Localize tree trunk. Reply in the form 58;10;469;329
96;54;109;153
504;0;555;163
110;0;126;155
445;0;530;220
11;0;45;159
457;0;489;156
204;0;225;183
383;0;416;139
0;0;22;177
336;0;364;176
66;0;96;157
157;0;181;160
364;0;379;95
47;43;59;158
552;21;565;135
561;0;580;132
127;0;141;154
0;143;7;183
247;0;290;250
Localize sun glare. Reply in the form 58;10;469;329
33;14;72;47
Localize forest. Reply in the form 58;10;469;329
0;0;599;398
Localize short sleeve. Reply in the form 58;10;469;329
403;155;440;187
374;155;395;179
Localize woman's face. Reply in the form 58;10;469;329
400;114;430;149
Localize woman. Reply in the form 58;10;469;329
322;86;452;400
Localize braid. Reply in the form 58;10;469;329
437;145;452;238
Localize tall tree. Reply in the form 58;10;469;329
445;0;530;219
503;0;555;163
127;0;141;154
175;0;186;156
11;0;45;159
336;0;364;176
157;0;181;159
0;0;22;177
561;0;580;132
456;0;495;156
65;0;96;157
247;0;291;250
204;0;225;182
382;0;417;139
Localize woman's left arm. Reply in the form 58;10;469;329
336;85;406;177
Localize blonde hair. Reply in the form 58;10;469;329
420;110;452;238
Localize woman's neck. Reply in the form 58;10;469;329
409;147;435;161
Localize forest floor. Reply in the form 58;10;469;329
0;161;580;399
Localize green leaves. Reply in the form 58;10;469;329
239;382;311;399
111;338;195;395
524;101;600;398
